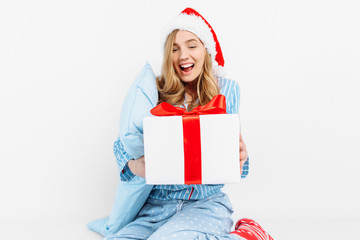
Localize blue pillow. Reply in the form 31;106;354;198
119;62;158;159
87;62;157;236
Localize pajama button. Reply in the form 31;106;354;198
186;190;189;193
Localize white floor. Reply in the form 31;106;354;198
1;217;358;239
260;217;359;240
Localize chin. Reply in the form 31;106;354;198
178;71;201;83
181;76;197;83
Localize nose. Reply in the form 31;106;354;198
179;49;189;60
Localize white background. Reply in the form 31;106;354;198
1;0;359;239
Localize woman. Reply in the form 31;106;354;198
108;8;273;240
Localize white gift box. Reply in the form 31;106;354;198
143;114;241;185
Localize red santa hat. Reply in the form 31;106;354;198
165;8;225;77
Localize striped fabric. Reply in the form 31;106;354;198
113;78;249;200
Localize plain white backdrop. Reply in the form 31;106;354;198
1;0;359;239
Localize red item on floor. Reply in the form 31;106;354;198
231;218;273;240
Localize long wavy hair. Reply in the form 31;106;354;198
156;30;220;111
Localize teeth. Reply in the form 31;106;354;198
181;64;194;68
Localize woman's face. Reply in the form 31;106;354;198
172;30;206;83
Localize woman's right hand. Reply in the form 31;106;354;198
128;156;145;178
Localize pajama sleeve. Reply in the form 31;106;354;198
113;137;136;181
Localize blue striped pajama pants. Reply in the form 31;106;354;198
105;192;240;240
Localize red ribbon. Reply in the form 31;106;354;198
150;94;227;184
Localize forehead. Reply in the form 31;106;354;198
173;30;202;44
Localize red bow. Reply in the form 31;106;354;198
150;94;227;116
150;94;227;185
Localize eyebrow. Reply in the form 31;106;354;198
185;39;199;43
173;39;199;46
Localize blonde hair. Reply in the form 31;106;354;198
156;30;220;111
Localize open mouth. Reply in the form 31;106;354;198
180;64;194;73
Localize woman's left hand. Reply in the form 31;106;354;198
239;134;248;175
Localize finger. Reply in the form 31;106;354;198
240;153;248;162
239;142;246;152
240;158;245;176
240;147;248;159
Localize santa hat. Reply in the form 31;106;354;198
165;8;225;77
